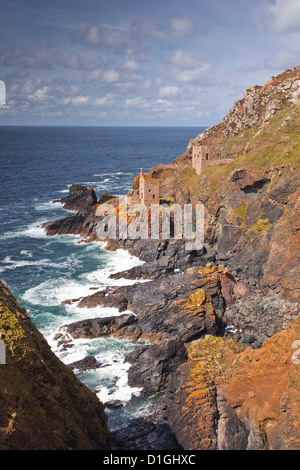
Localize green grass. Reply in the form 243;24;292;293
183;101;300;198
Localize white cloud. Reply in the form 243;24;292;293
125;97;150;109
170;50;212;84
0;44;63;69
28;86;51;101
0;80;6;104
173;66;212;83
84;69;120;84
61;95;89;105
264;0;300;34
102;69;120;84
158;86;179;98
94;94;114;107
73;22;128;48
171;17;193;36
169;49;201;70
122;49;145;72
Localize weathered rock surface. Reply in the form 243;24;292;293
58;183;97;213
59;265;235;344
162;317;300;450
223;290;300;348
112;416;182;450
125;337;188;396
0;279;111;450
68;355;98;370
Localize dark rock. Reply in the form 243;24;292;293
125;337;188;396
104;400;124;410
59;184;97;213
63;313;139;340
223;291;300;348
68;355;98;371
112;416;182;450
60;266;228;344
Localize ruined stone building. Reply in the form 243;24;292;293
127;170;160;205
192;145;211;175
139;170;160;205
192;145;234;175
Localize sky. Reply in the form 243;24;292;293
0;0;300;126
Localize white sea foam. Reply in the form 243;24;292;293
21;236;146;408
35;200;63;211
0;256;75;273
20;250;33;257
52;336;142;405
93;172;133;177
0;221;47;241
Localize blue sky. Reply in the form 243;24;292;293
0;0;300;126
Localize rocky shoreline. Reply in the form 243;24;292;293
45;178;300;449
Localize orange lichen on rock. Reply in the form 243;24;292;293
164;317;300;450
176;289;214;320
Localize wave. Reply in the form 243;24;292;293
34;200;63;211
0;221;48;241
93;172;134;177
20;250;33;257
0;254;77;274
47;335;143;406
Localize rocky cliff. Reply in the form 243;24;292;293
162;316;300;450
0;279;112;450
42;66;300;450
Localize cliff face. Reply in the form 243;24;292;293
0;279;111;450
163;316;300;450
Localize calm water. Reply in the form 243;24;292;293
0;125;204;430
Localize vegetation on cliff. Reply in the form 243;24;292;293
0;279;111;450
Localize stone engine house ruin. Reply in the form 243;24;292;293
127;170;160;205
192;144;234;175
192;145;211;175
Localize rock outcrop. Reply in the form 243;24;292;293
56;265;236;344
0;279;111;450
125;337;188;396
58;183;97;213
162;317;300;450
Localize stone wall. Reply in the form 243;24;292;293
192;145;211;175
139;173;160;205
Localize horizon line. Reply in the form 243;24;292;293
0;124;208;128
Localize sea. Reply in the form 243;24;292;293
0;125;204;431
